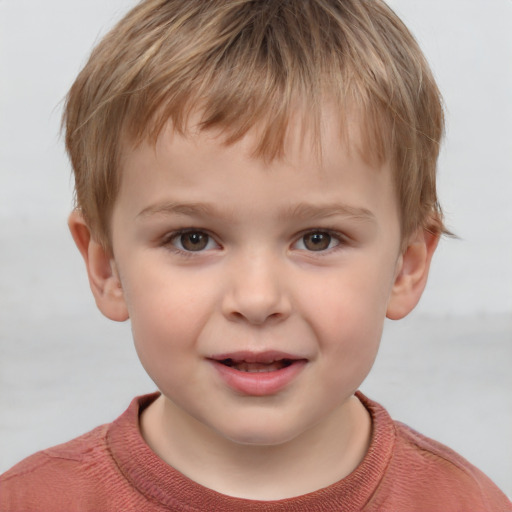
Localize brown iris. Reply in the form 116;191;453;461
180;232;209;251
302;232;332;251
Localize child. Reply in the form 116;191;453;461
1;0;510;510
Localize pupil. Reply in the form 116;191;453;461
181;232;207;251
305;232;330;251
304;233;331;251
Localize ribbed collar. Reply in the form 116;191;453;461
107;392;395;511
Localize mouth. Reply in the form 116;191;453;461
218;358;295;373
209;351;308;396
210;350;306;372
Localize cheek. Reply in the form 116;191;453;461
303;259;393;331
124;260;212;321
120;266;215;368
299;260;393;379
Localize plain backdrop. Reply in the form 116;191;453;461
1;0;511;497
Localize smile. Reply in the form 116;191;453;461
209;351;308;396
219;358;294;373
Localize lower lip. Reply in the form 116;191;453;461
210;360;307;396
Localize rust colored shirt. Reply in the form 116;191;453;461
1;393;510;511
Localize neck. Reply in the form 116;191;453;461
140;394;372;500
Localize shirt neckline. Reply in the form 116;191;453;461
107;391;395;511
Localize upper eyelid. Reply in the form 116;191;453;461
294;228;349;242
164;227;346;238
160;227;350;250
164;228;214;241
161;228;220;251
290;229;351;254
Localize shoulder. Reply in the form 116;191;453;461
393;420;497;487
0;424;114;511
374;419;511;511
0;395;161;512
356;393;511;511
1;422;108;475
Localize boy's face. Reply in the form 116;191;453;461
94;113;425;446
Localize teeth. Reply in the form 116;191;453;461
222;359;293;373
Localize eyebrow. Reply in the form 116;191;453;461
137;201;219;219
283;202;376;223
137;200;376;223
136;201;376;222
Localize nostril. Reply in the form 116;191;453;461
228;310;285;325
222;285;292;325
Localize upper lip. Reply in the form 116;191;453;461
208;350;307;364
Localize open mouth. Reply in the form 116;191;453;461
210;352;308;395
218;358;294;373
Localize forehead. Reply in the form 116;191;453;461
127;101;392;175
115;110;399;228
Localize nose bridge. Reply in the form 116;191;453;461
223;247;291;325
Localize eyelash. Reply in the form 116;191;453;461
161;229;220;255
161;228;350;255
293;228;348;254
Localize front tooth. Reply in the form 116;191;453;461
236;361;284;372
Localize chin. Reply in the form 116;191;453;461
216;419;304;447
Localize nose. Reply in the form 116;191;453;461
222;251;292;325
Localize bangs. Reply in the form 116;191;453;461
79;0;405;161
64;0;444;246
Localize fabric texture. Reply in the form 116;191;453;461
1;393;510;511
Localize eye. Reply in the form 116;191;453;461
294;231;340;252
170;230;217;252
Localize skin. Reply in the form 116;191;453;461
69;112;438;500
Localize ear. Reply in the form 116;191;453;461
68;210;129;322
386;229;439;320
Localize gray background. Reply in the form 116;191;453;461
1;0;511;497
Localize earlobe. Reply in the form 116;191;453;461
68;210;129;322
386;229;439;320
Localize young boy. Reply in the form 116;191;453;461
1;0;510;510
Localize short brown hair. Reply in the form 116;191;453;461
64;0;446;249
